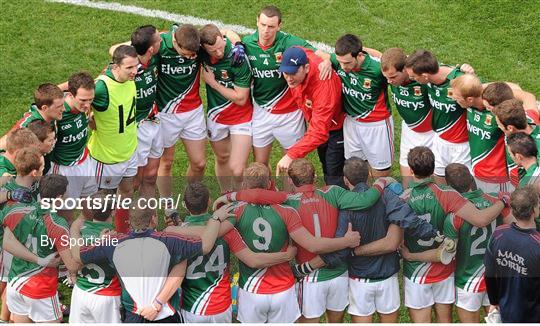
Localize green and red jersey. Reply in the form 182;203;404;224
467;107;508;183
404;178;468;283
50;102;89;166
156;25;202;114
390;81;433;132
330;53;391;122
181;213;246;316
134;55;159;122
519;160;540;188
0;154;16;177
76;220;121;296
4;205;70;299
232;203;301;294
427;67;468;143
242;31;315;114
443;190;506;292
201;38;253;125
12;104;49;129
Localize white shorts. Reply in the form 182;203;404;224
455;287;490;312
404;275;455;309
136;118;164;167
348;274;400;317
69;285;121;323
433;135;471;176
49;157;98;200
181;306;232;323
89;152;138;190
252;103;305;149
7;283;62;322
298;272;349;318
207;119;252;142
159;106;207;148
399;121;435;167
0;250;13;283
474;178;515;194
343;115;394;170
237;285;300;323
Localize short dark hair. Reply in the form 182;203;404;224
112;45;138;65
507;132;538;158
335;34;363;57
492;99;528;130
175;24;200;52
131;25;158;55
482;82;514;106
39;174;68;199
510;186;539;221
183;182;209;215
34;83;63;109
288;159;315;187
259;5;282;23
88;190;114;222
68;71;95;96
405;50;439;75
408;146;435;178
445;163;474;193
343;157;370;186
27;120;55;142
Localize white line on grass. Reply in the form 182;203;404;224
46;0;335;52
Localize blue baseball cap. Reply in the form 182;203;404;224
278;47;308;74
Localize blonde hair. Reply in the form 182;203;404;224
450;74;482;98
243;162;270;189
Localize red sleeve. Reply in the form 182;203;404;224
222;228;247;253
44;215;70;252
273;205;303;233
2;210;26;230
11;114;29;131
432;185;468;214
235;189;288;205
287;70;342;159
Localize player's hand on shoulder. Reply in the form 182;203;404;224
459;63;475;74
228;42;246;67
202;64;218;88
344;222;361;248
318;59;333;80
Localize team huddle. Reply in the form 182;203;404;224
0;4;539;324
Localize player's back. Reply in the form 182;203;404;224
444;190;500;292
233;203;295;294
76;220;121;296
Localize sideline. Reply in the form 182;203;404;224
46;0;334;52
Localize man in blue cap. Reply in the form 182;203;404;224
276;46;346;187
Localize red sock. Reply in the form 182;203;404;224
115;208;130;233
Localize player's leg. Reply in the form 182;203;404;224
229;126;252;190
268;286;301;323
236;289;269;323
139;157;160;199
348;278;376;323
0;286;8;322
324;272;348;323
455;287;484;323
210;137;232;193
317;129;346;187
399;121;417;188
252;104;278;167
359;117;394;178
374;274;400;323
182;138;207;179
432;276;455;323
297;278;326;323
432;135;448;185
157;146;176;196
253;145;273;166
404;278;434;323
